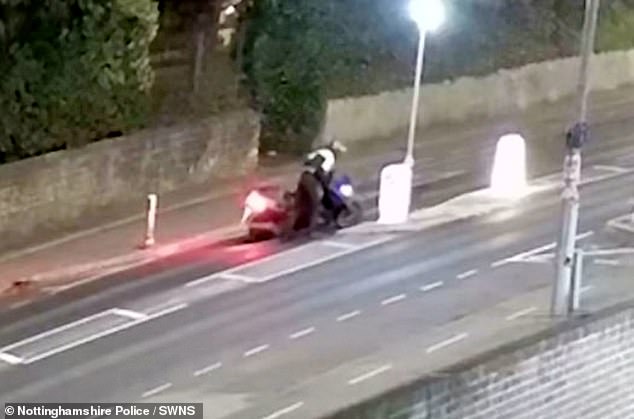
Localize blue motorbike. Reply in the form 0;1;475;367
322;174;364;229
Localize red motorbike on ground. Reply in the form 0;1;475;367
240;174;363;241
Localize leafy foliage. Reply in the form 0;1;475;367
242;0;327;154
241;0;634;154
0;0;158;163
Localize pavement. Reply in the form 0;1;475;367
2;86;634;308
1;140;634;418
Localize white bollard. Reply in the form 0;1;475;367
377;163;413;224
142;194;158;248
490;133;528;198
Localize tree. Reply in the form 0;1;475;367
0;0;159;163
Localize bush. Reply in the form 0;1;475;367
241;0;634;155
0;0;158;163
242;0;327;154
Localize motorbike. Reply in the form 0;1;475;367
241;174;363;241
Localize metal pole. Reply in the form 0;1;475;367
404;30;427;168
569;250;584;313
552;0;600;317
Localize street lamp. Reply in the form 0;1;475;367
377;0;445;225
404;0;445;167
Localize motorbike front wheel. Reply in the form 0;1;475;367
335;201;363;229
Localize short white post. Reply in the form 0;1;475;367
377;163;413;225
142;194;158;248
490;133;527;198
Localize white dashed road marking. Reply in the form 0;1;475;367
420;281;444;292
348;364;393;385
111;308;148;321
289;327;315;340
193;362;222;377
381;294;407;306
457;270;477;280
142;383;172;398
261;402;305;419
244;344;270;358
593;259;621;266
426;333;468;354
506;306;538;321
337;310;361;322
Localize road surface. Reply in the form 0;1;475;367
2;101;634;417
1;159;634;418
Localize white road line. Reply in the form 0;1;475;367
580;285;594;294
251;236;394;284
0;309;115;352
322;240;356;250
111;308;148;321
7;303;188;365
577;231;595;241
185;274;218;288
491;259;509;268
289;327;315;340
0;352;24;365
186;272;255;287
607;218;634;234
506;306;538;321
348;364;392;385
381;294;407;306
142;383;172;398
492;231;593;268
147;303;188;319
193;362;222;377
593;164;630;173
426;333;468;354
261;402;305;419
337;310;361;322
593;259;621;266
584;247;634;256
244;344;270;358
457;269;477;280
218;273;260;282
420;281;444;292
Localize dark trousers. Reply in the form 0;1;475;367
294;171;322;232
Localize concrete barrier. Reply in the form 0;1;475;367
321;299;634;419
324;49;634;143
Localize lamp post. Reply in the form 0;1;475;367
404;0;445;167
552;0;600;317
377;0;445;225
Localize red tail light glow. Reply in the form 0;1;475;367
245;190;270;213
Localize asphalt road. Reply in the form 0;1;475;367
1;154;634;418
2;95;634;418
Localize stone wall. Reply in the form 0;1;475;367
323;300;634;419
0;109;259;250
324;49;634;143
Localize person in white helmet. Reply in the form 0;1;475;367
304;139;347;188
294;140;348;234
